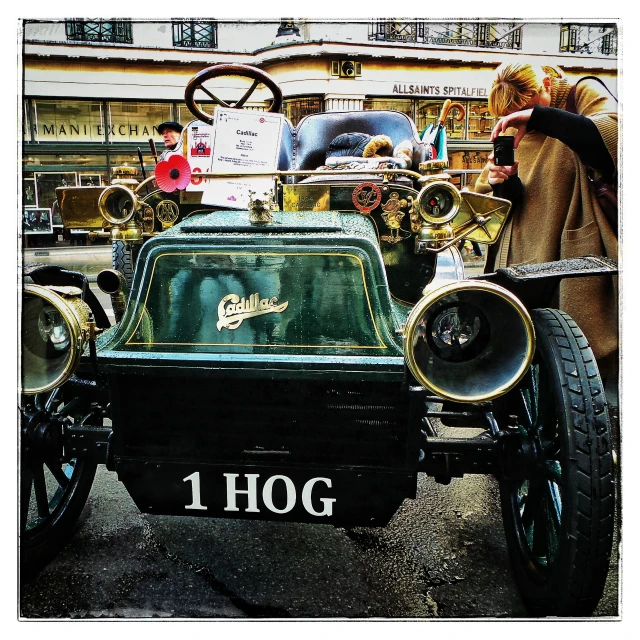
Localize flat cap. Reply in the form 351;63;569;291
157;121;184;134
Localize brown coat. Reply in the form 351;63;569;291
474;78;618;365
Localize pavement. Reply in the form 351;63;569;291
23;245;112;281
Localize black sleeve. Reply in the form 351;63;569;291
491;174;523;208
527;105;615;178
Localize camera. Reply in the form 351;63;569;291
493;135;515;166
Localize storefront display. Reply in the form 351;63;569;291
23;208;52;234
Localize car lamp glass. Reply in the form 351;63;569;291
21;285;90;395
38;305;71;351
428;302;489;363
403;281;535;403
417;181;461;225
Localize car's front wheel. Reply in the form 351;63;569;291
20;389;98;579
499;309;615;616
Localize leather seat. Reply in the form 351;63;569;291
278;118;295;177
291;110;428;183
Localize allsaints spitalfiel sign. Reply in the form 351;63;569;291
392;84;489;97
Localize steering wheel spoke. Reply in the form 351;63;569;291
232;79;261;108
197;84;232;108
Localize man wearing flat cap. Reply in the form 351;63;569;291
157;121;184;160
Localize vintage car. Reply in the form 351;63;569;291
21;64;617;617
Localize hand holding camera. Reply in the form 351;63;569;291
490;108;534;148
487;152;518;185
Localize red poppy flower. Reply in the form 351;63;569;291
155;154;192;192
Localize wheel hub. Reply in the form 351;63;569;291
22;406;64;462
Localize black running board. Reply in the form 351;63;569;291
471;255;617;309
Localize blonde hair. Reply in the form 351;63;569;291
488;63;548;117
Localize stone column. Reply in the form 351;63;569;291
323;95;365;112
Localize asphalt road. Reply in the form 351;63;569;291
19;246;621;619
18;450;620;619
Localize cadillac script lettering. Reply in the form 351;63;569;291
217;292;289;331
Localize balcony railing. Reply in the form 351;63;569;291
560;24;617;56
369;21;522;50
65;20;133;44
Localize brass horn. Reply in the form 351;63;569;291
403;280;535;403
98;184;143;226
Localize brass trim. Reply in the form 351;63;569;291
125;251;388;349
403;280;535;403
156;199;180;229
185;168;423;181
98;184;139;226
21;285;91;395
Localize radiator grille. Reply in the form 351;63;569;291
113;376;412;468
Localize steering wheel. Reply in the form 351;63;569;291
184;64;283;124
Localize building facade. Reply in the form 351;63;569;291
21;19;618;246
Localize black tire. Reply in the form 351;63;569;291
112;240;138;291
20;392;98;580
499;309;615;617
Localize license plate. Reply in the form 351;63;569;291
116;459;415;527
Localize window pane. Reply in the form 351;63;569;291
363;99;413;119
173;21;216;48
33;100;104;143
66;20;132;44
195;24;212;43
416;99;464;139
283;97;323;126
108;102;172;143
416;100;443;134
109;153;155;178
34;172;78;214
467;101;499;139
23;100;31;141
176;102;216;126
23;153;108;171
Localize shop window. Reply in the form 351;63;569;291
23;100;31;142
173;21;218;49
23;156;109;222
467;101;499;139
283;97;323;126
465;173;481;190
32;100;105;143
363;98;413;120
109;153;155;179
416;100;464;140
448;150;490;171
34;173;78;227
66;20;132;44
23;154;108;172
107;102;173;143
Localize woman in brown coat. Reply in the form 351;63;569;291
473;63;618;377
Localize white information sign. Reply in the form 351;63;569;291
187;108;284;209
186;122;214;173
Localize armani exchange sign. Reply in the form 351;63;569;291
32;123;165;142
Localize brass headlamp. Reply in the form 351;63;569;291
98;184;145;242
403;280;535;403
21;285;94;395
